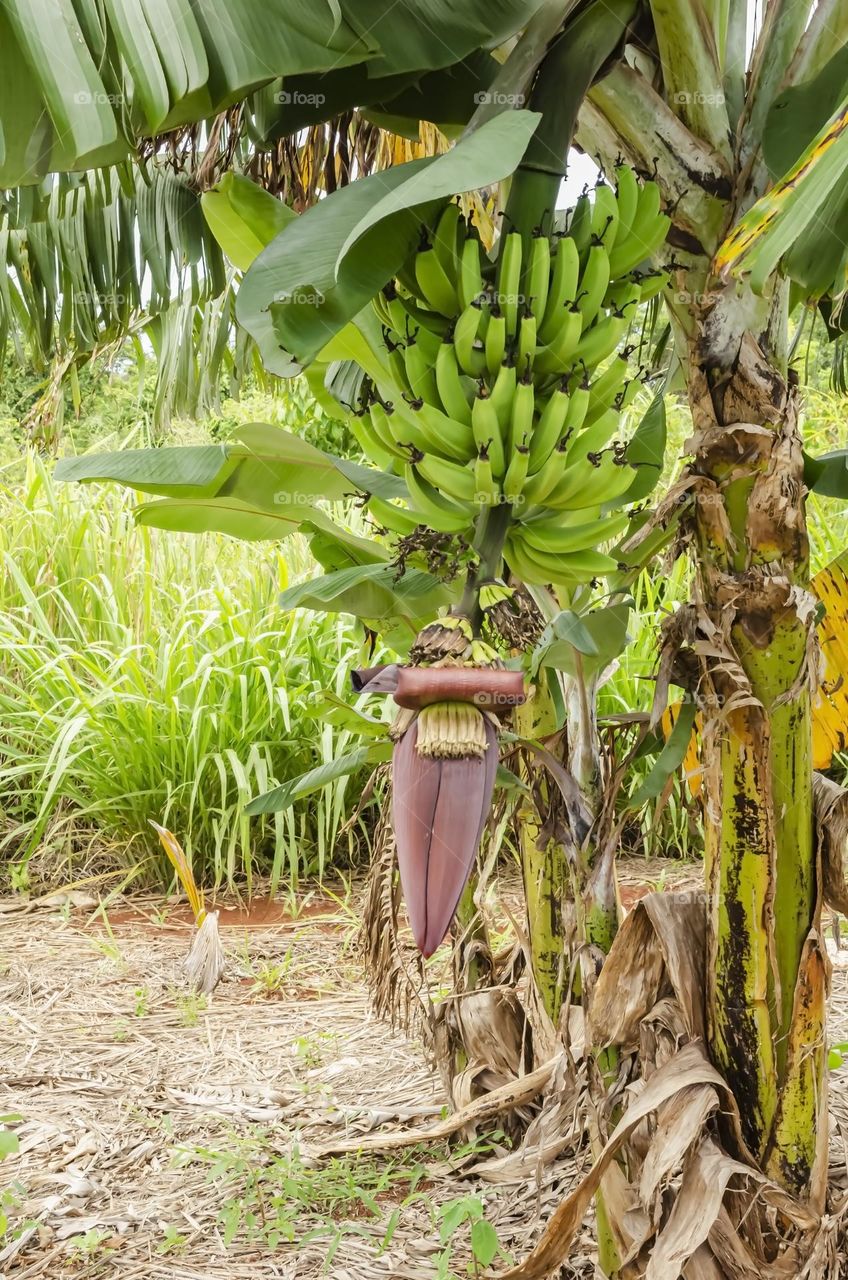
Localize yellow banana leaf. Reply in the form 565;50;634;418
663;551;848;791
149;821;207;925
811;552;848;768
661;703;704;799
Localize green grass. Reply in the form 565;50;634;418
0;454;379;893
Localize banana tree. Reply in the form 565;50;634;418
14;0;848;1273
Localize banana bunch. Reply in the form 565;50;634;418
360;165;670;587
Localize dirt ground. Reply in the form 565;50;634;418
2;859;848;1280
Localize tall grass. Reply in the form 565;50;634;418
0;455;375;893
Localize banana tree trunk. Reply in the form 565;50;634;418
515;683;571;1027
685;289;826;1198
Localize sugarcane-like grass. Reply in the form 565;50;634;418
0;454;376;893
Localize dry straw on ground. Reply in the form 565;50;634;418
2;861;848;1279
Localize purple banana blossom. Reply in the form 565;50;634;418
353;663;523;957
392;715;499;957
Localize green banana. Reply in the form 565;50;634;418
485;305;507;374
607;183;670;278
381;398;435;456
362;164;658;567
496;231;523;337
528;382;570;473
474;446;500;509
503;440;531;507
567;193;593;258
517;509;630;554
367;494;423;535
385;339;412;396
575;244;612;331
533;307;582;378
565;407;621;463
505;533;602;587
479;581;513;610
372;289;394;330
414;237;459;316
517;308;537;371
508;370;535;455
367;401;406;457
584;356;630;426
350;411;393;465
540;235;580;343
388;293;448;345
590;181;619;246
571;312;629;371
616;376;641;414
404;464;474;534
403;334;439;404
418;452;478;504
435;341;473;425
392;395;475;462
544;450;636;511
454;298;486;377
509;532;619;584
520;440;569;507
612;163;639;243
471;386;507;478
458;234;484;311
433;202;462;284
525;232;550;323
635;268;669;301
604;275;641;311
562;380;591;435
489;357;517;430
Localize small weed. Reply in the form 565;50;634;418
436;1194;509;1277
1;1179;34;1243
0;1115;21;1162
133;987;150;1017
293;1030;337;1070
157;1223;188;1254
178;1133;427;1263
87;911;126;969
248;945;296;996
66;1227;114;1257
828;1041;848;1070
9;863;29;894
173;990;208;1027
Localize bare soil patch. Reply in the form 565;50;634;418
2;859;847;1279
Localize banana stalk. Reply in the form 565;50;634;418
515;681;570;1025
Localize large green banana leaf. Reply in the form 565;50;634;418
54;423;406;504
0;0;546;185
237;111;541;370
